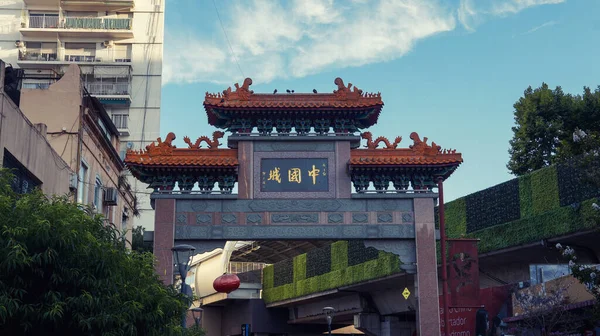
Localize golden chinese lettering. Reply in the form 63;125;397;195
288;168;301;183
268;167;281;183
308;165;320;185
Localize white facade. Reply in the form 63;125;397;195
0;0;164;230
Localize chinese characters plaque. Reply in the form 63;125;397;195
260;158;328;192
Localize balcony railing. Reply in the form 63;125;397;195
19;51;58;61
28;15;59;28
87;83;130;96
26;17;132;30
64;54;96;62
64;17;131;30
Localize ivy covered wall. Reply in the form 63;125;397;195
437;161;600;254
262;241;402;304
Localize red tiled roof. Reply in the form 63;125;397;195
203;77;383;109
350;132;463;167
124;132;238;167
125;153;238;167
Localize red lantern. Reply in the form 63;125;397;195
213;273;240;294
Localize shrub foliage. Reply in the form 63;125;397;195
0;171;193;335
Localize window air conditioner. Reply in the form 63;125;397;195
69;173;78;190
103;187;118;206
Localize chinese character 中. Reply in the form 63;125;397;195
288;168;301;184
308;165;320;185
268;167;281;183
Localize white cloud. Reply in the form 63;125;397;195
457;0;565;30
490;0;565;16
162;0;565;86
522;20;558;35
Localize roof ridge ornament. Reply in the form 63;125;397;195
183;131;224;149
361;132;402;149
409;132;441;156
333;77;363;100
141;132;176;156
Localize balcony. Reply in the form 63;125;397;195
18;52;131;68
21;16;133;38
28;15;59;29
87;82;131;106
23;0;134;8
18;51;58;62
59;0;135;10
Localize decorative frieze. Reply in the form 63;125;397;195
174;224;416;240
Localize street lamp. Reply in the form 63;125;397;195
323;306;335;336
171;244;196;329
191;307;203;328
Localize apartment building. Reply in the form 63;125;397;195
19;63;136;241
0;0;164;230
0;60;73;197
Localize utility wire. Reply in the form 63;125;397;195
212;0;245;79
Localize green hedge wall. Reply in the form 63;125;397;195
438;163;600;255
262;241;402;303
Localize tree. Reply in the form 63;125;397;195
132;225;153;253
507;84;600;176
0;170;195;335
509;276;583;335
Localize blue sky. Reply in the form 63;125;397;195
160;0;600;201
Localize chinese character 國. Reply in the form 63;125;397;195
288;168;301;184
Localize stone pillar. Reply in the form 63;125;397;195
237;141;254;199
154;198;176;284
414;198;441;335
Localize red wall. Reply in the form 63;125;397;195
440;285;512;336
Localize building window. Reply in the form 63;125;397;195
93;177;103;210
96;117;112;143
77;162;88;203
2;150;41;194
28;13;59;28
529;264;572;285
64;42;97;62
111;111;128;129
20;42;58;62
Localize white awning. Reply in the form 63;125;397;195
94;66;130;78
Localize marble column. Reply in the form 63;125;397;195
153;198;176;284
414;198;441;335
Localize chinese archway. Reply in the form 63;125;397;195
125;77;463;335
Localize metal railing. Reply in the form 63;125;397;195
86;82;129;95
22;82;52;90
63;17;131;30
27;16;131;30
28;15;59;28
19;51;58;61
227;262;266;274
64;54;96;62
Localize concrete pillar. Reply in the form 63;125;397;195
153;198;175;284
237;141;253;199
355;313;381;335
414;198;441;335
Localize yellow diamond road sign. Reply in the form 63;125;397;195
402;287;411;300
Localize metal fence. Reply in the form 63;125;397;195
27;16;131;30
28;15;59;28
86;82;129;95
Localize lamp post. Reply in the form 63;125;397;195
323;306;335;336
171;244;196;329
191;307;203;329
